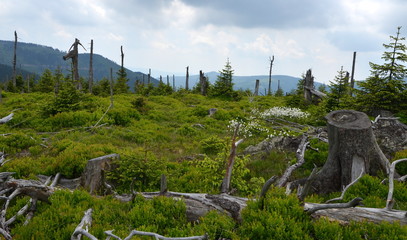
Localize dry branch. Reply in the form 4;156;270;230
0;113;13;124
276;135;309;187
259;176;278;209
386;158;407;210
220;123;244;194
305;197;363;214
325;166;365;203
71;208;94;240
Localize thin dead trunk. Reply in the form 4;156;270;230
89;39;94;94
186;66;189;90
350;51;356;92
12;31;17;88
254;79;260;96
268;56;274;95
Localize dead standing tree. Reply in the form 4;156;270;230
306;110;391;194
268;56;274;95
63;38;86;90
303;69;326;102
88;39;94;94
12;31;17;88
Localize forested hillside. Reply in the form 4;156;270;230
0;40;157;86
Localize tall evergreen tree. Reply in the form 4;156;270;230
355;26;407;113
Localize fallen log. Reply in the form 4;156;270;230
304;202;407;224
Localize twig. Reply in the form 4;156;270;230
325;166;365;203
386;158;407;210
93;103;113;128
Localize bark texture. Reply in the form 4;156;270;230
311;110;390;194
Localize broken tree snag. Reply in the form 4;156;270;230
63;38;86;90
386;158;407;210
81;154;120;195
311;110;390;194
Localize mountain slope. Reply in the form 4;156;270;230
0;40;158;87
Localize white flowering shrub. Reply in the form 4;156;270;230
227;119;269;138
267;129;297;138
260;107;310;119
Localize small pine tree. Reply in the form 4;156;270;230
210;58;238;100
326;66;353;111
36;69;55;93
115;67;129;94
355;26;407;114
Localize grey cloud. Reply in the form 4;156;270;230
181;0;345;29
327;31;385;52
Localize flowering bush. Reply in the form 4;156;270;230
227;119;269;138
260;106;310;119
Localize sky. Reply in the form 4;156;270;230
1;0;406;84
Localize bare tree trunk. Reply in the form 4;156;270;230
12;31;17;88
186;66;189;90
304;69;313;102
110;68;114;107
350;51;356;92
120;45;124;70
309;110;390;194
254;79;260;96
268;56;274;95
89;39;94;94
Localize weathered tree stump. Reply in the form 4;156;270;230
81;154;119;194
310;110;390;194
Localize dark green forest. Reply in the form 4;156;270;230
0;28;406;239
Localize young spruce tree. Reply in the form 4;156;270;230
211;58;239;100
355;26;407;114
326;66;353;111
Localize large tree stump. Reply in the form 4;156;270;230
81;154;119;194
311;110;390;194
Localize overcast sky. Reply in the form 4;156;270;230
1;0;406;83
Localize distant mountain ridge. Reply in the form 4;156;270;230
173;71;326;94
0;40;158;87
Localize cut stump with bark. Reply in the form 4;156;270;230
310;110;390;194
81;154;119;194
